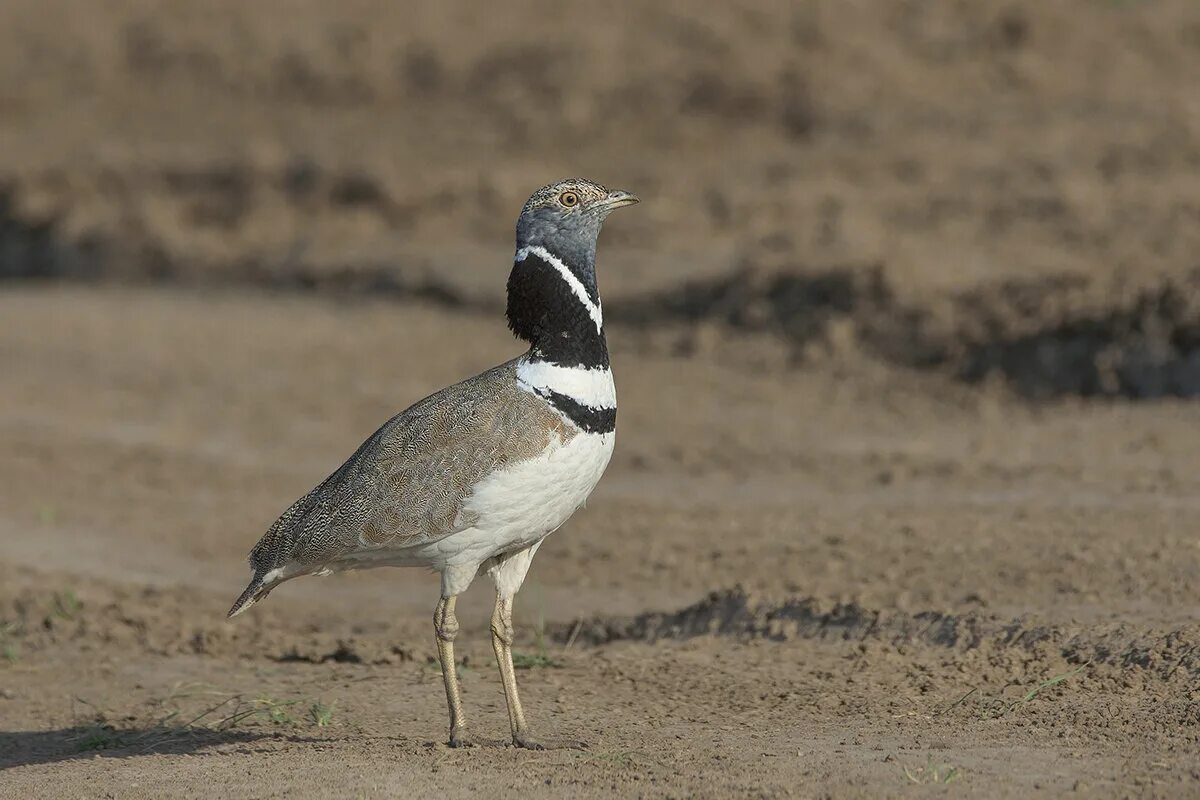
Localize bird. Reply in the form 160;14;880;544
228;178;638;749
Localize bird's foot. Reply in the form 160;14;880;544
513;734;544;751
448;729;474;748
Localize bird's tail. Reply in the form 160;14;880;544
227;574;273;619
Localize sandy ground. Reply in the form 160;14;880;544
3;0;1200;797
1;287;1198;798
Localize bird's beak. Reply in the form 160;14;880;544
600;189;639;210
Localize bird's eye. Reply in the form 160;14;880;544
558;191;579;208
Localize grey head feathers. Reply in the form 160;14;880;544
516;178;638;274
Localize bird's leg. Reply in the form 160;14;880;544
434;595;470;747
490;591;541;749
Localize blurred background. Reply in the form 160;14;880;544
3;0;1200;397
2;1;1200;795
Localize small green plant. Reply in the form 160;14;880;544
0;621;19;663
309;700;336;727
425;655;470;678
68;698;128;752
1009;664;1088;710
973;663;1089;719
903;758;963;785
51;590;83;621
74;725;124;752
512;651;559;669
512;596;560;669
255;696;298;726
58;687;343;757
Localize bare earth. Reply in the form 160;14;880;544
2;1;1200;798
2;288;1198;798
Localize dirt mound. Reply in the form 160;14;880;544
556;588;1200;680
0;183;98;281
8;569;1197;685
619;264;1200;398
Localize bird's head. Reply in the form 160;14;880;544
515;178;639;268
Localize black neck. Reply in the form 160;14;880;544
506;247;609;369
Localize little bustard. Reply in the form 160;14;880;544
229;179;638;748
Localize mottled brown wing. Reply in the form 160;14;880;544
246;360;574;576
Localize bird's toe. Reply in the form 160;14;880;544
513;735;545;750
448;731;474;749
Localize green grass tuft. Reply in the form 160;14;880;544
309;700;336;727
512;651;560;670
0;621;19;663
512;591;560;669
51;590;83;621
254;696;298;726
976;663;1090;719
903;758;963;785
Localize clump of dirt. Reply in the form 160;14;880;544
0;183;102;281
948;274;1200;398
556;587;1200;681
613;263;896;352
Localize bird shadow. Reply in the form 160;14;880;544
0;725;324;769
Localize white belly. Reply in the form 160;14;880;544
379;429;611;595
466;428;614;543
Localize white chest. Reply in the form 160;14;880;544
462;428;615;547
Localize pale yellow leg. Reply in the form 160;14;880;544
490;592;542;749
434;595;470;747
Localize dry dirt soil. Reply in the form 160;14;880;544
2;1;1200;798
